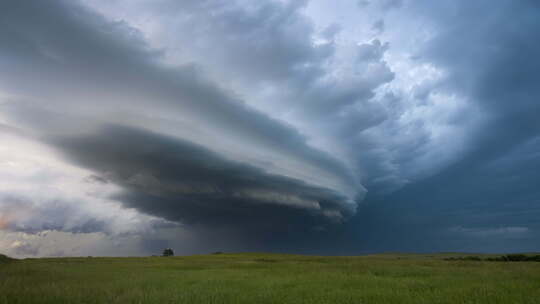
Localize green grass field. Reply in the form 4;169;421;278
1;253;539;304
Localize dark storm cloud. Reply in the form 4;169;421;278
0;0;365;245
339;0;540;253
97;0;402;192
2;0;540;256
0;0;358;190
51;125;354;232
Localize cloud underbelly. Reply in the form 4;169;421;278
50;125;358;229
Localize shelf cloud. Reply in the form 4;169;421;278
1;0;539;256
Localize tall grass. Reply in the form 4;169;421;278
1;253;539;303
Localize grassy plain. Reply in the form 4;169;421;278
1;252;539;304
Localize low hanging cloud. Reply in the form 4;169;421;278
50;125;355;229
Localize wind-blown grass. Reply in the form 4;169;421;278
1;253;539;303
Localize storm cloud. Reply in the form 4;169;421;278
331;0;540;254
51;125;354;228
1;0;540;256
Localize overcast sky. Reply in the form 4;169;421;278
1;0;539;257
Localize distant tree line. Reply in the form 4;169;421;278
445;254;540;262
162;248;174;257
